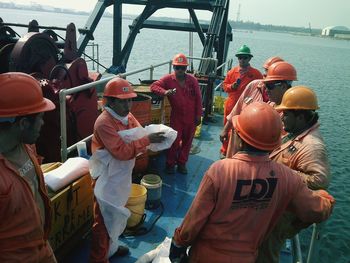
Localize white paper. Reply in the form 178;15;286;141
144;124;177;152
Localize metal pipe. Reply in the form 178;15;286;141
67;135;93;154
293;235;304;263
97;44;100;72
168;60;172;73
149;65;154;80
0;22;69;31
306;224;319;263
59;90;68;161
62;61;170;96
92;43;95;70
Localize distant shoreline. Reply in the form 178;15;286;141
0;4;112;18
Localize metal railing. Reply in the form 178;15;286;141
293;223;321;263
83;42;100;72
59;56;219;161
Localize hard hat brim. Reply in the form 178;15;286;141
0;98;56;117
235;53;253;57
114;92;137;99
41;98;56;112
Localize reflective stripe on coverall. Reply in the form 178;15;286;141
221;67;263;154
0;145;56;263
173;153;333;263
90;110;150;263
151;73;202;166
256;122;330;263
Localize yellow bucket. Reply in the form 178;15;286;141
125;184;147;228
213;95;225;114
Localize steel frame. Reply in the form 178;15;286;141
76;0;232;75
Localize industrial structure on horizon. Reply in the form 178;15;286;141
322;25;350;39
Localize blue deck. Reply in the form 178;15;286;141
64;113;293;263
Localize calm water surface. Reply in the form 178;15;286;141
2;8;350;263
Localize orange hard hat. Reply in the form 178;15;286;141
0;72;55;119
263;56;284;70
104;77;137;99
263;61;297;82
232;102;282;151
275;86;319;111
172;53;188;66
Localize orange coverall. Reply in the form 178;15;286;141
0;145;56;262
227;79;268;120
90;110;150;263
173;153;334;263
151;73;202;167
221;67;263;154
257;122;330;263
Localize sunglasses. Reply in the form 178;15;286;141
174;65;187;70
265;82;284;90
237;56;249;60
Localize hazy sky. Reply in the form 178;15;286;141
8;0;350;29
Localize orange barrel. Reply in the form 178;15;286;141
130;93;152;126
133;152;149;174
132;84;162;124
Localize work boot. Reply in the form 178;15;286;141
115;245;129;257
165;165;175;174
177;164;188;174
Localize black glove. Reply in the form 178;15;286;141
169;238;188;263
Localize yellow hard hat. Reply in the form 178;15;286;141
275;86;319;111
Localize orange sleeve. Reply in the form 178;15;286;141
223;68;237;92
95;119;150;161
150;75;171;96
287;175;334;223
173;172;216;247
294;142;330;190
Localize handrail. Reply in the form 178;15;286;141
292;223;321;263
293;234;303;263
306;223;320;263
59;60;171;161
59;56;219;161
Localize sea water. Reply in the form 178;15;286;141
2;8;350;263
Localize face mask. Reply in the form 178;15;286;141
104;106;129;125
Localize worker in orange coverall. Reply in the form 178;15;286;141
257;86;331;263
221;61;298;158
220;44;263;157
0;73;56;262
228;56;284;117
90;78;165;263
151;53;202;175
169;102;335;263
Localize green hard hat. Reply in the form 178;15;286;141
235;44;253;57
